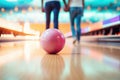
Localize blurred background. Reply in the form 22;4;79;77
0;0;120;37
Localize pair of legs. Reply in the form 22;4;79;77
45;1;60;29
69;7;83;43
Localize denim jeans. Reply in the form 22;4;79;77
45;1;60;29
69;7;83;41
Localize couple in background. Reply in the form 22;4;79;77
41;0;84;45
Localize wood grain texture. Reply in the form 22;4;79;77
0;38;120;80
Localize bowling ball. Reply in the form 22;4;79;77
40;29;65;54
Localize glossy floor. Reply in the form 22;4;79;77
0;38;120;80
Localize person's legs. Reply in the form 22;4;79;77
76;15;81;42
70;7;77;39
76;7;83;42
45;2;52;29
53;1;60;29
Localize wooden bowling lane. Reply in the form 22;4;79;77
0;38;120;80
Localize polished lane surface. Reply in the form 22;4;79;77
0;38;120;80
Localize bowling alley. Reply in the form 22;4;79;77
0;0;120;80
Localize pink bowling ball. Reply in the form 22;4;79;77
40;29;65;54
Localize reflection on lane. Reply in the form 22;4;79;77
41;54;65;80
80;44;120;70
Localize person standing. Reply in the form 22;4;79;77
67;0;84;44
41;0;67;29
